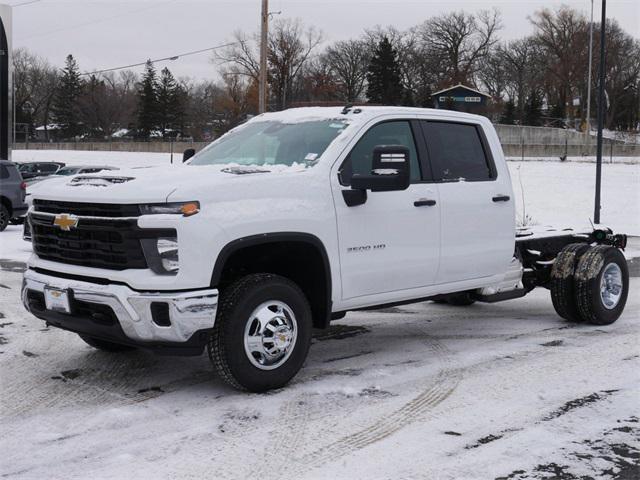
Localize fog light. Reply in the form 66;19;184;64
157;237;179;273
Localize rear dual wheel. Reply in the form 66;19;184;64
551;244;628;325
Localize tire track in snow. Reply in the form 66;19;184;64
250;329;461;479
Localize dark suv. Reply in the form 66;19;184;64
0;160;28;231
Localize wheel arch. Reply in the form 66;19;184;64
211;232;333;329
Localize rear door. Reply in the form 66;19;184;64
333;118;441;299
419;120;514;284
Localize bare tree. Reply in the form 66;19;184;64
215;18;322;110
13;48;58;138
268;19;323;109
324;39;370;102
496;38;544;121
530;6;589;120
417;9;502;86
477;47;507;100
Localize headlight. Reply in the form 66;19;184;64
157;237;179;273
140;201;200;216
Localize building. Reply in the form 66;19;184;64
432;84;491;114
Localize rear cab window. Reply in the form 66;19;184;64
420;121;495;182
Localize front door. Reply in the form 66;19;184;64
333;119;441;300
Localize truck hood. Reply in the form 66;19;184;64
29;163;311;204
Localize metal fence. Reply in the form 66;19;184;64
13;125;640;159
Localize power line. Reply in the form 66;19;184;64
17;1;174;41
79;41;241;76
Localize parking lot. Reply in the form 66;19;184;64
1;264;638;479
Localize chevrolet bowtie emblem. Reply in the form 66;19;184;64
53;213;79;231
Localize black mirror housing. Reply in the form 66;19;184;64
183;148;196;163
350;145;410;192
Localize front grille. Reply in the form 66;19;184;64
33;200;140;218
30;213;148;270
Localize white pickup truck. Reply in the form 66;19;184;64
22;107;629;392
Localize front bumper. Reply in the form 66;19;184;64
22;269;219;355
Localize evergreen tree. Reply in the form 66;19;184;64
366;37;403;105
136;60;159;138
52;54;83;139
157;67;185;137
500;99;516;125
524;90;543;126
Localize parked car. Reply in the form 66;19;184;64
21;107;630;392
0;159;27;231
17;162;65;180
26;165;118;186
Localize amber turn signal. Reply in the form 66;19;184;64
180;202;200;216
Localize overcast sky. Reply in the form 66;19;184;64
8;0;640;81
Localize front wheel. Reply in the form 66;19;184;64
208;273;313;392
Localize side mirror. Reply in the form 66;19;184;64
350;145;410;192
183;148;196;163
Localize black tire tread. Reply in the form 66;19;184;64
208;273;309;391
550;243;590;321
0;204;9;232
575;245;628;325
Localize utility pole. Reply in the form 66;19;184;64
594;0;606;224
585;0;594;136
258;0;268;114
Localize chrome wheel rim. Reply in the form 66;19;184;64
243;300;297;370
600;262;623;310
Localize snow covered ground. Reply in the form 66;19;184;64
0;268;638;480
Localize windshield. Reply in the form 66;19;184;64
189;120;348;168
55;167;80;176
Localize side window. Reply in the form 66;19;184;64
423;122;494;182
340;121;420;185
40;164;59;173
0;165;9;179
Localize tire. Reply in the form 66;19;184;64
208;273;313;392
575;245;629;325
79;334;136;352
550;243;591;321
446;292;476;306
0;205;9;232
